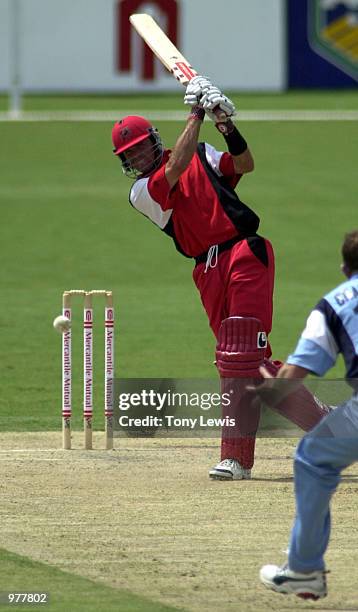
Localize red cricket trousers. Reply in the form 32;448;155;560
193;236;275;344
193;236;275;468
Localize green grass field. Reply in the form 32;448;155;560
0;548;179;612
1;90;358;110
1;92;358;611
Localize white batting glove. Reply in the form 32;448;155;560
184;75;212;107
201;86;236;121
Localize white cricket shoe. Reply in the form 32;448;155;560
260;564;327;600
209;459;251;480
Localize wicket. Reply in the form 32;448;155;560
62;289;115;450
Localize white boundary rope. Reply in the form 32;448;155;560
1;110;358;122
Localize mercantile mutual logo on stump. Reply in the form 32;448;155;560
308;0;358;80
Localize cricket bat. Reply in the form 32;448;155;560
129;13;227;121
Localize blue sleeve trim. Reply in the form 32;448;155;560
315;298;358;378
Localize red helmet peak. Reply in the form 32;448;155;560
112;116;154;155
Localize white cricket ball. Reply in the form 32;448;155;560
53;315;71;334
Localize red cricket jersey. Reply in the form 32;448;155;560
129;143;260;258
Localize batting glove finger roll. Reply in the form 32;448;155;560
201;87;236;121
184;92;202;107
184;75;212;106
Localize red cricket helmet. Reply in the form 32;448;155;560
112;115;164;179
112;116;154;155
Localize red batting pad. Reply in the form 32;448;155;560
216;317;267;377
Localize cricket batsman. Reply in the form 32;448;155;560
112;77;330;479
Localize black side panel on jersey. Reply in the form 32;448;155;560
162;217;192;259
197;143;260;236
247;235;269;267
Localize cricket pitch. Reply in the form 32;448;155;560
0;433;357;611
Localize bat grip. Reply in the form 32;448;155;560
213;105;228;122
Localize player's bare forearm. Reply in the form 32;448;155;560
165;116;202;188
232;147;254;174
246;363;311;407
274;363;310;379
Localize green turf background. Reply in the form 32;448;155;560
0;548;181;611
1;93;357;432
1;90;358;110
1;92;357;612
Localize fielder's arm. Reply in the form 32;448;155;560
246;363;310;408
268;363;310;380
165;107;204;188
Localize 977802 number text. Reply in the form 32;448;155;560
0;593;49;605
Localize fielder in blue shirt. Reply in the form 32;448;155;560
256;230;358;600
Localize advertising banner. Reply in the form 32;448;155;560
0;0;285;92
288;0;358;86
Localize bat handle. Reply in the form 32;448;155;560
213;105;228;122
